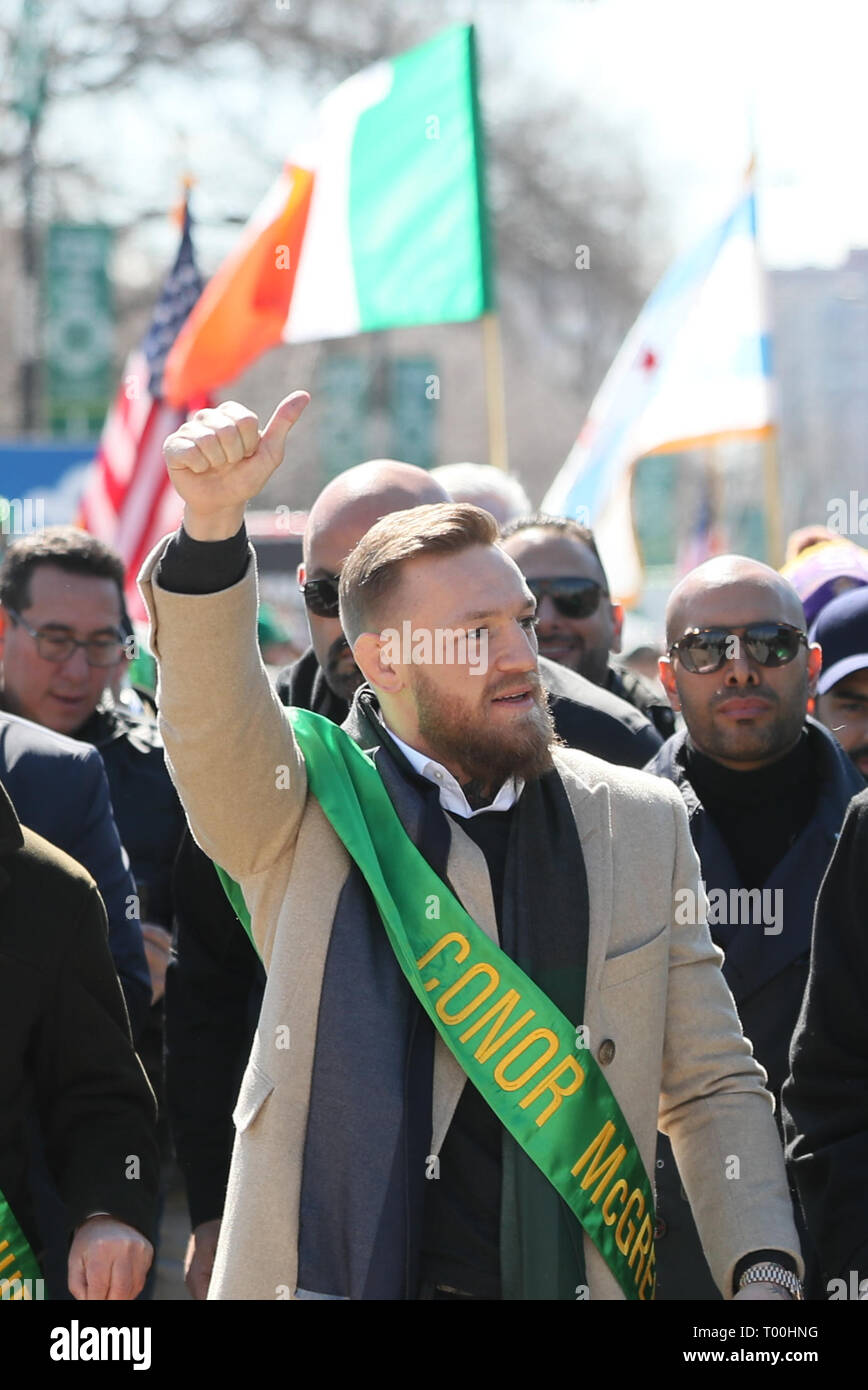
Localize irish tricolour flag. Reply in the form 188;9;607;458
164;26;492;406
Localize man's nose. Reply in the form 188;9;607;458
722;637;760;685
496;621;538;672
57;643;91;679
535;594;564;630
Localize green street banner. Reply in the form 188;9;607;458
217;709;657;1299
43;223;114;435
389;357;438;471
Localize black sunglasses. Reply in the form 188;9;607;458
669;622;809;675
300;575;340;618
525;576;605;620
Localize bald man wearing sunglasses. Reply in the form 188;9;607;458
648;554;863;1301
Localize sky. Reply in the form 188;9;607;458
26;0;868;281
529;0;868;269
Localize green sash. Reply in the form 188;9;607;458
0;1186;41;1298
216;708;657;1300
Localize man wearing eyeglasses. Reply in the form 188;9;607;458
0;527;186;1297
0;528;184;1009
648;554;863;1301
500;516;675;739
0;532;150;1034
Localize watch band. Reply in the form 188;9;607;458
738;1261;803;1300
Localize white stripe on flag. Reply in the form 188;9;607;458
284;61;393;344
113;402;184;562
80;462;120;541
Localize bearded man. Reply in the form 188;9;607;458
139;391;802;1302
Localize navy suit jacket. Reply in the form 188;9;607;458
646;718;862;1299
0;711;149;1041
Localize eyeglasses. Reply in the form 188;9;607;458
668;622;809;675
299;575;340;618
524;576;605;620
5;608;127;667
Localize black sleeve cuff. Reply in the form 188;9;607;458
732;1250;799;1296
157;523;250;595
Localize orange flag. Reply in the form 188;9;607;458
163;164;314;408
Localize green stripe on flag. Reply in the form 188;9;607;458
349;25;492;330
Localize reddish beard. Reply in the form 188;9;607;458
411;667;559;791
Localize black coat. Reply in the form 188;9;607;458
647;720;862;1299
782;788;868;1288
0;711;149;1041
605;663;677;740
75;700;187;930
0;779;159;1266
165;827;265;1228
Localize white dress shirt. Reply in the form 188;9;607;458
386;726;523;819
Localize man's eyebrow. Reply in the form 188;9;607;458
453;599;537;624
832;685;868;701
37;621;121;637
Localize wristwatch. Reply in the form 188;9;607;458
738;1261;803;1300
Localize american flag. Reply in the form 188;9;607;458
80;201;207;622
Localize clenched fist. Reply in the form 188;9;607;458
68;1216;154;1301
163;391;310;541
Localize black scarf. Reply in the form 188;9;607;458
296;689;590;1299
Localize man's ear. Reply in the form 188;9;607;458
0;606;7;658
658;654;681;711
610;602;624;655
353;631;404;694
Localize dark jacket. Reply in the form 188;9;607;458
0;711;149;1041
166;644;663;1231
606;662;676;740
0;778;159;1264
783;788;868;1289
76;699;187;930
647;718;862;1299
165;827;266;1228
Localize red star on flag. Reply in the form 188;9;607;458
639;347;658;373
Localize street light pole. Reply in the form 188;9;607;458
13;0;46;434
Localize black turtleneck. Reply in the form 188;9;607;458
682;730;819;889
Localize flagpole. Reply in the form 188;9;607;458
762;428;784;567
746;140;784;568
481;311;508;471
709;440;722;549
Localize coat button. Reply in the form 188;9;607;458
654;1217;667;1239
597;1038;616;1065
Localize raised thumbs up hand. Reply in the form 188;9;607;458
163;391;310;540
